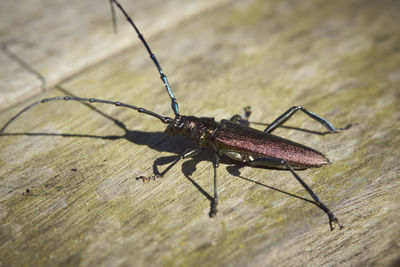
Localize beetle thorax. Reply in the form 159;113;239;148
165;115;218;147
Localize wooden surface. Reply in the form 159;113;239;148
0;0;228;111
1;0;399;266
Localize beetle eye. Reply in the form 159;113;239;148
173;116;184;129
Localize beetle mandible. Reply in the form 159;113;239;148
0;0;353;230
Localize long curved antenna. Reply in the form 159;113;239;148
110;0;179;117
0;96;172;133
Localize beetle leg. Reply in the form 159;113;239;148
264;106;353;134
280;160;343;231
249;157;342;230
243;106;252;120
136;148;201;182
229;106;252;127
229;114;242;123
209;153;220;217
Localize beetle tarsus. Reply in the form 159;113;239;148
335;123;356;132
136;174;161;182
320;204;343;230
243;106;252;120
229;106;252;126
328;214;343;231
209;199;218;217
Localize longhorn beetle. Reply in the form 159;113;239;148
0;0;353;230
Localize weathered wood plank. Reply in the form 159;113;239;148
0;0;228;111
1;0;399;266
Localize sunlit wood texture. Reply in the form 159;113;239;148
0;0;399;266
0;0;228;111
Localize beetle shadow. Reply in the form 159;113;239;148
224;164;316;204
1;41;46;93
153;149;317;206
0;44;320;206
0;85;190;153
1;84;322;207
0;42;336;153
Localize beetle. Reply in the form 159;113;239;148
0;0;352;230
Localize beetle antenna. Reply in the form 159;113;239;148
0;96;173;134
110;0;179;117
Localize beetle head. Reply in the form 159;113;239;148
165;115;186;136
165;115;219;147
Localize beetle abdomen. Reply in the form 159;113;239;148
213;120;329;168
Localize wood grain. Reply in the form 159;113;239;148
0;0;228;111
1;0;399;266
